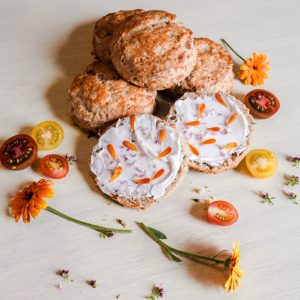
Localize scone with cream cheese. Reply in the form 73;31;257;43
68;61;157;132
111;10;197;90
93;9;144;63
166;92;254;173
167;38;234;97
90;114;189;209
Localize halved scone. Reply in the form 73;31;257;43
166;93;254;173
90;114;189;209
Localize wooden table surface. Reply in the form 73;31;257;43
1;0;300;299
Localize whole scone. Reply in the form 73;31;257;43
111;10;197;90
68;61;157;132
93;9;144;63
166;92;254;173
167;38;234;97
90;114;189;209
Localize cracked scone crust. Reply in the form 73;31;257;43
111;10;197;90
90;115;189;210
166;92;254;173
68;61;157;132
93;9;144;63
167;38;234;97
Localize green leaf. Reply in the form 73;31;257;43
147;226;167;240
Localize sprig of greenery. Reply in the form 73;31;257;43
137;223;229;266
259;192;275;205
145;285;165;299
286;175;299;186
284;191;298;204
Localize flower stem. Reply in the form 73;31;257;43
138;222;225;266
46;206;132;234
221;39;246;62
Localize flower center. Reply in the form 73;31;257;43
24;191;34;201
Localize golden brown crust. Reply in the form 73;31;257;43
90;117;190;210
166;92;254;173
93;9;144;63
111;10;197;90
68;61;157;132
167;38;234;97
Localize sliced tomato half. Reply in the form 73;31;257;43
31;121;64;150
207;200;238;226
0;134;38;170
40;154;69;179
245;89;280;119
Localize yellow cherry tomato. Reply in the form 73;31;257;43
245;149;278;179
31;121;64;150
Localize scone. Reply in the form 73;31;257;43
166;92;254;173
68;61;157;132
90;114;189;209
93;9;144;63
111;10;197;90
167;38;234;97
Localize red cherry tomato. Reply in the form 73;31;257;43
207;200;238;226
0;134;38;170
40;154;69;179
245;89;280;119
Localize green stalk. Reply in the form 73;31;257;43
46;206;131;234
221;39;246;62
139;222;226;266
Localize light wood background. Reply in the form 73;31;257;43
1;0;300;299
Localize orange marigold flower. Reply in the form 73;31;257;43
10;179;54;223
221;39;270;86
224;242;243;292
239;53;270;86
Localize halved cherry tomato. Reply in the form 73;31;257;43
40;154;69;179
0;134;38;170
207;201;238;226
31;121;64;150
245;89;280;119
245;149;277;179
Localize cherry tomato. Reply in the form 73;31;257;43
31;121;64;150
245;149;277;179
0;134;38;170
207;201;238;226
40;154;69;179
245;89;280;119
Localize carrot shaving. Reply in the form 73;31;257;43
157;147;172;159
199;103;206;117
184;120;201;126
215;93;228;108
159;129;166;144
188;143;199;156
201;138;216;145
151;169;165;181
133;178;151;184
130;115;136;132
110;166;122;182
207;127;220;132
226;113;238;125
123;140;138;151
107;144;117;160
223;142;238;150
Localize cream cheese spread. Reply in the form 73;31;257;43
91;114;183;200
174;93;250;167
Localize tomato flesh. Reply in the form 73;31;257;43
245;149;277;179
40;154;69;179
31;121;64;150
207;201;238;226
245;89;280;119
0;134;38;170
